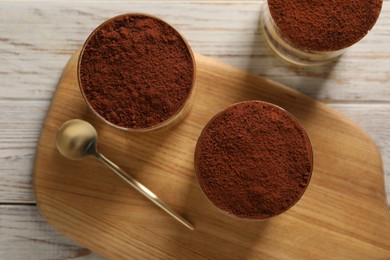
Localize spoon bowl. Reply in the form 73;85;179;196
56;119;98;160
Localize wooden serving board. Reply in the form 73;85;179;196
34;50;390;259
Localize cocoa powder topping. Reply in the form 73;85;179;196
268;0;383;51
195;101;313;219
79;14;194;129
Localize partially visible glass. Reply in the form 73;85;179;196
260;1;383;67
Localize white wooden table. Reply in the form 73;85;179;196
1;1;389;259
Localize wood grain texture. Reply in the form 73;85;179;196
0;205;104;259
33;50;390;259
0;1;389;101
3;102;390;205
0;1;390;206
0;1;389;259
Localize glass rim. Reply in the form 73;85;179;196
77;12;197;132
194;100;314;220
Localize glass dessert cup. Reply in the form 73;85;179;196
260;0;383;67
77;13;196;132
260;4;344;67
194;101;314;220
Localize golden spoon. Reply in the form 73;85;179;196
56;119;194;231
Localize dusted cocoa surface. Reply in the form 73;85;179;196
268;0;383;51
195;101;313;219
79;14;194;129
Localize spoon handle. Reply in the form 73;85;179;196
95;152;194;231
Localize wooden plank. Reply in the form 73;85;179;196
329;104;390;204
0;205;105;260
0;100;49;203
0;2;389;101
329;104;390;148
1;102;390;206
33;50;390;259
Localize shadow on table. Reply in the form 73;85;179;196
165;174;270;259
